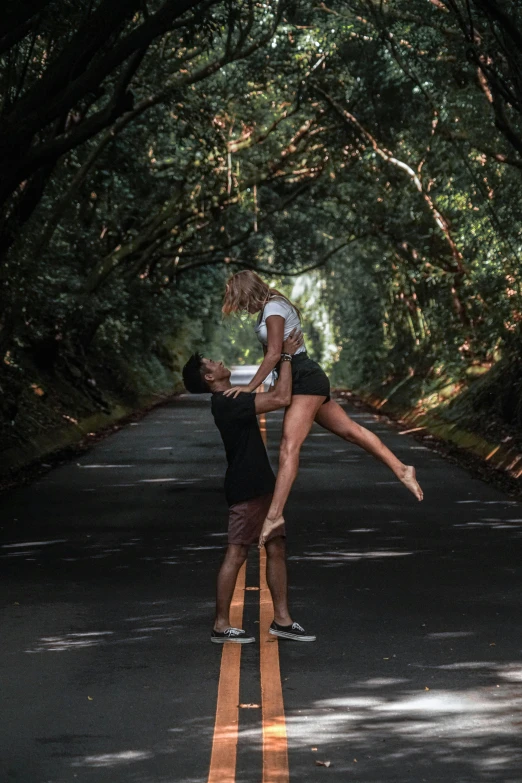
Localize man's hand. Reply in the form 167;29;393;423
283;328;303;356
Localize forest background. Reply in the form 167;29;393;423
1;0;522;475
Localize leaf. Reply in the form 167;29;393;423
315;760;331;767
87;696;93;701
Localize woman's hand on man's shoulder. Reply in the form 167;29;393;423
223;386;254;398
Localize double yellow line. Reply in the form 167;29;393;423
259;546;289;782
207;410;289;783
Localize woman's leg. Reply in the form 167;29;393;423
265;536;292;626
315;400;423;501
259;395;325;546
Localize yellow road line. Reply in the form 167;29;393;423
260;547;289;783
258;399;289;782
207;561;246;783
208;390;288;783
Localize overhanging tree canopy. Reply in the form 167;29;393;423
1;0;521;429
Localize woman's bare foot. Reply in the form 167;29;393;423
399;465;423;501
259;515;285;548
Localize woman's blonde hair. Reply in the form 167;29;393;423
222;270;301;318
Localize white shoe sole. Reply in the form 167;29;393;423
211;637;256;644
269;629;316;642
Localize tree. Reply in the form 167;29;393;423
2;0;522;451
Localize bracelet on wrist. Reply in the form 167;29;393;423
280;353;292;362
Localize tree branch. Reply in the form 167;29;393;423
0;0;54;52
174;235;367;277
315;84;469;276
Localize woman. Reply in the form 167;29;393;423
222;270;423;545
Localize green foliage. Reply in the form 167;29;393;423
2;0;522;447
208;315;263;367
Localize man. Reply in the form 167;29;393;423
182;331;316;644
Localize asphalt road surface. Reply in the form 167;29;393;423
1;392;521;783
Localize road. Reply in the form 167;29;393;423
1;391;521;783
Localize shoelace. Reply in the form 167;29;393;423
291;622;305;632
224;627;243;637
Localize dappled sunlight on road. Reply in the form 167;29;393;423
71;750;154;767
26;631;154;653
23;605;188;653
288;548;416;564
78;464;135;469
0;530;231;571
456;501;518;506
3;397;522;783
60;664;522;780
427;632;475;640
454;519;522;530
2;539;68;548
281;664;522;779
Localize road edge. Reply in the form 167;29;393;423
0;391;180;493
334;389;522;501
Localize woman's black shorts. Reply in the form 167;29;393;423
282;352;331;403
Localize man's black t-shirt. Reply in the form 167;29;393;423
211;392;275;506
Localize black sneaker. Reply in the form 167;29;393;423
211;627;255;644
269;621;316;642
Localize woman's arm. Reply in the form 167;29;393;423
248;315;284;389
223;315;285;398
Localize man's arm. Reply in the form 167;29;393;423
254;329;301;416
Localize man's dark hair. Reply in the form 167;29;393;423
182;353;211;394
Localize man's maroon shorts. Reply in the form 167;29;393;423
228;494;286;546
